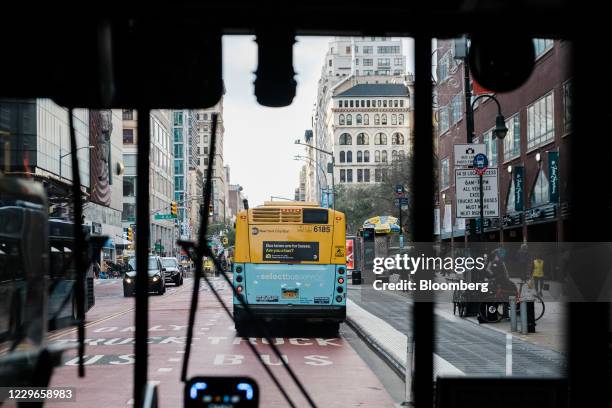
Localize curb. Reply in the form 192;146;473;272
345;314;406;381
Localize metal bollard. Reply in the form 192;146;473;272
509;296;517;332
520;300;528;334
402;334;414;406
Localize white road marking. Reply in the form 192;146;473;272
168;358;181;362
157;367;172;372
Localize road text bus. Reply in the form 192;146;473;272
233;201;346;334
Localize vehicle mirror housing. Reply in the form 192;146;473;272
469;34;535;93
185;376;259;407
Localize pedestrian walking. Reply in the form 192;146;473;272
517;242;532;281
532;256;545;296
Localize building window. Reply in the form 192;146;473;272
527;92;554;149
363;58;373;66
441;158;450;189
123;129;134;144
122;203;136;221
357;151;363;163
339;133;352;145
375;168;382;182
340;151;346;163
122;109;134;120
378;58;391;67
350;100;354;107
399;150;405;160
356;133;369;145
503;115;521;161
173;111;184;126
438;106;449;134
564;80;573;133
364;114;369;125
398;114;404;125
381;114;387;125
357;169;363;182
340;169;346;182
375;151;381;162
392;132;404;145
364;150;370;163
356;114;362;125
346;151;353;163
451;93;463;124
339;114;345;125
363;46;373;54
346;114;352;125
338;100;343;108
394;57;403;65
364;169;370;182
374;114;380;125
392;150;398;162
391;114;397;125
375;132;387;145
531;168;550;206
381;150;388;163
483;130;498;166
329;59;332;67
123;176;136;197
383;100;388;108
124;154;137;174
533;39;553;57
437;51;452;82
346;169;353;182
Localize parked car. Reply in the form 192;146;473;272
123;256;166;296
161;257;183;286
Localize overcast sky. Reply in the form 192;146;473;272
222;36;414;207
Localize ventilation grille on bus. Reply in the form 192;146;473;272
251;208;302;223
252;208;281;223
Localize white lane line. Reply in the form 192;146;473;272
168;358;181;362
176;350;185;354
158;367;172;373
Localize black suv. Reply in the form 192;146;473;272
123;256;166;296
161;257;184;286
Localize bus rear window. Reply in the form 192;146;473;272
302;209;328;224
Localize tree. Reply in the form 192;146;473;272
334;185;381;235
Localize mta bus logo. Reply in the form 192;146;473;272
251;227;259;235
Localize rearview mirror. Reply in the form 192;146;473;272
185;376;258;407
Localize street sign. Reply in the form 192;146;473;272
154;213;176;220
454;143;486;167
394;197;409;207
455;167;499;218
395;184;405;195
472;153;489;175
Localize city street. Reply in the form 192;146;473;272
45;278;398;408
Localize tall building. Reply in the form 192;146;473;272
172;109;194;240
122;109;175;256
228;184;246;223
312;37;411;203
193;96;228;223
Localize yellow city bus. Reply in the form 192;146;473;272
232;201;347;333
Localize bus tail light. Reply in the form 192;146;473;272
338;277;344;284
235;265;243;273
236;275;243;283
336;296;343;303
236;285;243;294
338;267;345;275
336;286;343;293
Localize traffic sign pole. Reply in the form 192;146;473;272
479;174;485;242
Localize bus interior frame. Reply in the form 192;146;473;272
0;2;608;408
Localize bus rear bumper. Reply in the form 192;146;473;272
233;304;346;323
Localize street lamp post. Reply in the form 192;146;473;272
469;94;508;242
294;140;335;210
294;155;330;206
59;145;94;180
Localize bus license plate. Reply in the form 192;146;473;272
282;289;299;299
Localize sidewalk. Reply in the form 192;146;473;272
433;273;567;353
346;298;464;378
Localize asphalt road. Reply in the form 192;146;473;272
43;278;400;407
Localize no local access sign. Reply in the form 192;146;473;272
455;167;500;218
454;143;486;167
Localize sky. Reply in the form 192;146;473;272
222;36;414;207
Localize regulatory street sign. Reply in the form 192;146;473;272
395;184;405;195
154;213;176;220
454;143;486;167
455;167;499;218
394;197;409;207
473;153;489;175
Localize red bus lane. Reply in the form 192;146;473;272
47;278;395;407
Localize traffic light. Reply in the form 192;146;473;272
171;201;178;217
208;203;214;217
127;226;133;242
